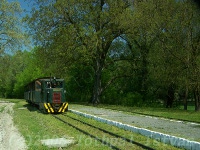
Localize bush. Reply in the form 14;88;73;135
122;92;143;107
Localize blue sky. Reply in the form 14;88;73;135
18;0;33;15
8;0;33;16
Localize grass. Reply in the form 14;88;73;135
94;104;200;123
179;105;195;111
12;100;110;150
2;99;184;149
63;113;182;150
0;105;5;113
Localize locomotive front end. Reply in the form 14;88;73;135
40;77;68;113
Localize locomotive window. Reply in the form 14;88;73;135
45;81;63;88
56;81;63;88
51;81;63;88
46;82;51;88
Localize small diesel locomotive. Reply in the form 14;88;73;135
24;77;68;113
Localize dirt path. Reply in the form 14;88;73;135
0;102;27;150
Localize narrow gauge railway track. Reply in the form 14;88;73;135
53;114;155;150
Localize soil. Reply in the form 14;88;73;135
0;102;27;150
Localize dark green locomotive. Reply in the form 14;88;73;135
24;77;68;113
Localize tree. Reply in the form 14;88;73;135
127;0;200;109
0;0;30;98
156;0;200;110
0;50;26;98
25;0;200;109
13;48;45;98
125;0;164;101
26;0;133;104
0;0;26;54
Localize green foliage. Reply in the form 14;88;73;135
0;0;200;111
0;0;30;98
126;0;200;109
0;0;27;54
66;65;94;103
26;0;134;104
121;92;143;107
0;51;25;98
13;49;45;98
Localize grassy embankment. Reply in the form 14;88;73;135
1;99;183;150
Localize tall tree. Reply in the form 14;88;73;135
127;0;200;109
26;0;133;104
125;0;163;101
0;0;26;54
0;0;28;97
14;48;45;98
0;50;26;98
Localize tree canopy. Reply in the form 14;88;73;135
0;0;27;54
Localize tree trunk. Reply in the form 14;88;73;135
194;86;200;111
137;45;149;101
183;85;188;110
92;56;103;105
91;0;105;105
166;84;175;108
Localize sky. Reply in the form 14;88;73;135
18;0;33;16
8;0;33;16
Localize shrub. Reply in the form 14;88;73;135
122;92;143;107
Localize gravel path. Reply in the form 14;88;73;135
0;102;27;150
70;104;200;142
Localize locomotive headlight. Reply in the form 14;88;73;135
47;90;50;94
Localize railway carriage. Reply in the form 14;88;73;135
24;77;68;113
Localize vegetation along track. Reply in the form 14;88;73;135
53;113;155;150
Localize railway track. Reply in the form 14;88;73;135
53;113;155;150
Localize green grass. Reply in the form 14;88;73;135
95;104;200;123
0;105;5;113
12;100;110;150
4;99;183;149
63;113;182;150
0;98;21;103
179;105;195;111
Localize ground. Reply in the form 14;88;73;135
0;102;27;150
70;104;200;142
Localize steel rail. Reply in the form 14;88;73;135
65;114;155;150
53;115;120;150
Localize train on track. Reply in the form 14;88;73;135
24;77;68;113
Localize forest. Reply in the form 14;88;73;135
0;0;200;111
